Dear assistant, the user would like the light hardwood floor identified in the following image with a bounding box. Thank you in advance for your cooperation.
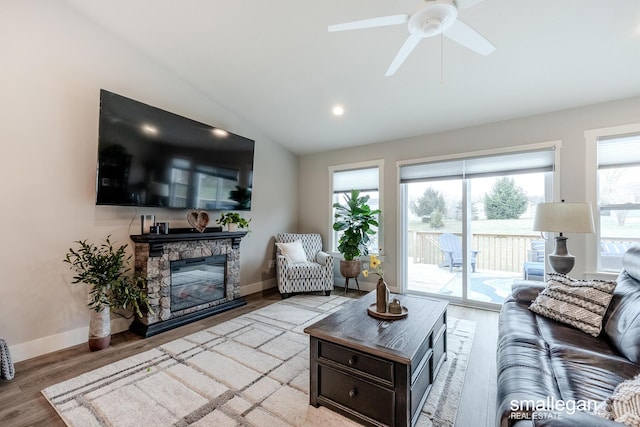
[0,289,499,427]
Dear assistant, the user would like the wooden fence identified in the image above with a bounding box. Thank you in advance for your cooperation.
[408,231,540,273]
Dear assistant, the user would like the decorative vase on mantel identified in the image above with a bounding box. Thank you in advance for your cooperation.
[339,259,361,278]
[376,278,389,313]
[88,306,111,351]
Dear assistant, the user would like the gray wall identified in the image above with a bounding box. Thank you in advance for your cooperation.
[1,1,297,361]
[298,96,640,291]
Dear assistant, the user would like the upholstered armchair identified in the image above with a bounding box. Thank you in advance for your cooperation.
[275,233,334,298]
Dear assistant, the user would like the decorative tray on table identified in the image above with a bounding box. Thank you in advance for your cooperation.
[367,303,408,320]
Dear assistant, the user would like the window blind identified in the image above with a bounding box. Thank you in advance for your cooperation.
[333,167,379,193]
[597,134,640,169]
[399,148,555,184]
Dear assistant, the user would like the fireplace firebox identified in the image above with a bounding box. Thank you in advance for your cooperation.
[170,255,226,312]
[130,228,247,337]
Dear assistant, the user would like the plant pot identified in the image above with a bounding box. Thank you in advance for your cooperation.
[339,259,361,278]
[227,223,237,232]
[88,306,111,351]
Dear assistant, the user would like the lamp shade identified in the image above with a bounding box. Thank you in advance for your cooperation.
[533,202,595,233]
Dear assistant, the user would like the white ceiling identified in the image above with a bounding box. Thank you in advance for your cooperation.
[63,0,640,155]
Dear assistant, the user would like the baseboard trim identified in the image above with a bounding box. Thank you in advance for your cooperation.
[11,278,278,363]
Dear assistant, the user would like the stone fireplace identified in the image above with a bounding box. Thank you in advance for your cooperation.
[130,229,247,337]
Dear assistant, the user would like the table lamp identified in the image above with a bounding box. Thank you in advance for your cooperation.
[532,201,595,275]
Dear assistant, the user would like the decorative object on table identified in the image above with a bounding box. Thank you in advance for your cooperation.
[532,200,595,275]
[363,254,389,313]
[140,214,155,234]
[187,210,210,233]
[0,339,15,381]
[332,189,381,293]
[64,236,151,351]
[216,212,251,232]
[388,298,403,314]
[367,302,408,319]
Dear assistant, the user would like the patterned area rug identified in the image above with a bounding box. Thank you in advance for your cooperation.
[43,294,476,427]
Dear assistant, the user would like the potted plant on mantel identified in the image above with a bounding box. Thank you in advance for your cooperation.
[64,236,151,351]
[216,212,251,232]
[332,189,381,279]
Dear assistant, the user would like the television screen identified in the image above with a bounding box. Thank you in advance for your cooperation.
[96,89,254,210]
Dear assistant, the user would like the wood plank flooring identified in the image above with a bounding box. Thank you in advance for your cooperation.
[0,289,499,427]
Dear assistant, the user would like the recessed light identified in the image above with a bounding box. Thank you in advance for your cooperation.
[141,124,158,135]
[332,105,345,116]
[212,128,229,137]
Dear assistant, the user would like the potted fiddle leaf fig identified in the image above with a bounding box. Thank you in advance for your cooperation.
[332,189,381,278]
[216,212,251,232]
[64,235,151,351]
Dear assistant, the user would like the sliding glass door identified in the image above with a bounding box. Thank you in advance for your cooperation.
[401,146,556,307]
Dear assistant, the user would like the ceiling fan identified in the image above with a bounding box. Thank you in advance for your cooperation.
[328,0,495,76]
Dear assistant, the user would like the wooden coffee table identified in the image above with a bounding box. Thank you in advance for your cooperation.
[304,292,448,427]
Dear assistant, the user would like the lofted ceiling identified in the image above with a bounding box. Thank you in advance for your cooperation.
[63,0,640,155]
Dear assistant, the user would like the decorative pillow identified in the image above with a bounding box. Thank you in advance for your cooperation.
[276,241,307,264]
[594,374,640,426]
[529,273,617,337]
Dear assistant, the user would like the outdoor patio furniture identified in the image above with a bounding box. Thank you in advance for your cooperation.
[523,240,545,281]
[439,233,479,273]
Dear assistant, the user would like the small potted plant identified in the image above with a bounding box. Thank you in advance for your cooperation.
[216,212,251,232]
[333,189,381,278]
[64,236,151,351]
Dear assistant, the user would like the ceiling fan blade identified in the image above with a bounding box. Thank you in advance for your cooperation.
[328,14,408,32]
[454,0,485,9]
[444,19,495,55]
[385,33,423,76]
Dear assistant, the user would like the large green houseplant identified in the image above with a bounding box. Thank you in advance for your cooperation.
[64,236,150,351]
[332,190,381,278]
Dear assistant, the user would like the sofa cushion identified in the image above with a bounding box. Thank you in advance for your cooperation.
[284,262,325,280]
[529,273,616,337]
[593,373,640,426]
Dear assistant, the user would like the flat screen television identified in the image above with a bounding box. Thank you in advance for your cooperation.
[96,89,254,210]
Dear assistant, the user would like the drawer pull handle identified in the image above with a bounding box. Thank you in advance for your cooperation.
[348,356,357,366]
[349,388,358,398]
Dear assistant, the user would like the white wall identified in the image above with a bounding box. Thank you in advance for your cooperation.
[0,1,297,362]
[298,96,640,292]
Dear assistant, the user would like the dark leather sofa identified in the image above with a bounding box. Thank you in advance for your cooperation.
[497,246,640,427]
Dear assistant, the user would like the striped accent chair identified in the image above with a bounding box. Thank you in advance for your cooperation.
[275,233,334,298]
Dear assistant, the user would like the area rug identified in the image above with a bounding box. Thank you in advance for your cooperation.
[42,294,476,427]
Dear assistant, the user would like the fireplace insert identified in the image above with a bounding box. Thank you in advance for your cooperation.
[170,255,226,312]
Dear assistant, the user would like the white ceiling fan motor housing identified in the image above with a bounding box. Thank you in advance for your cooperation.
[408,0,458,38]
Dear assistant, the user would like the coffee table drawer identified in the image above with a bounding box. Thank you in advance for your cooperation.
[318,340,394,383]
[318,364,395,426]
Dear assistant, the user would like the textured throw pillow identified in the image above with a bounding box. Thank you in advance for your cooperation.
[529,273,617,337]
[276,241,307,264]
[594,374,640,426]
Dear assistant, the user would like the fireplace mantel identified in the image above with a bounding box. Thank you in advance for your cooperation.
[131,228,247,257]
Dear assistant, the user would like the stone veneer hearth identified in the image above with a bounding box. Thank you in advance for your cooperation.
[130,229,247,337]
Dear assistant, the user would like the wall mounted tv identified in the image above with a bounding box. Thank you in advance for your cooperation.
[96,89,254,210]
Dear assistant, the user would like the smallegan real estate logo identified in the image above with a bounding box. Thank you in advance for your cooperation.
[509,397,599,420]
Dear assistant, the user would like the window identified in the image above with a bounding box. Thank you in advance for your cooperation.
[593,132,640,271]
[330,161,383,255]
[399,143,557,307]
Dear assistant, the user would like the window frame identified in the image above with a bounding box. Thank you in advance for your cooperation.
[397,141,560,306]
[329,160,384,257]
[585,123,640,276]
